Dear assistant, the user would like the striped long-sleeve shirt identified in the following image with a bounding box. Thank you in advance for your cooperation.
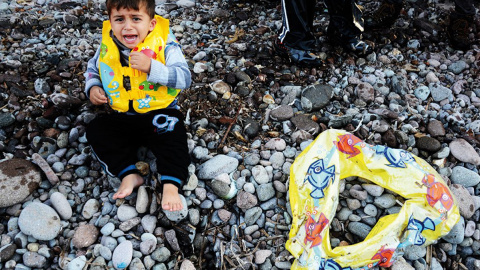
[84,31,191,109]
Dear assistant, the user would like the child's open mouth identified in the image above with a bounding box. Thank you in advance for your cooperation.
[123,35,138,44]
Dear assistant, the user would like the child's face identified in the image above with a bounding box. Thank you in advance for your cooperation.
[110,5,156,49]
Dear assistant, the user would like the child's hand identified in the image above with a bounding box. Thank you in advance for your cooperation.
[130,51,152,74]
[89,86,108,105]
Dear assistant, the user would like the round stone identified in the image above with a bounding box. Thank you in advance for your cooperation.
[72,224,99,249]
[50,192,72,220]
[18,202,61,241]
[82,199,100,219]
[112,240,133,270]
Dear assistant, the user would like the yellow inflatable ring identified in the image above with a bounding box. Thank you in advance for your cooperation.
[286,129,460,270]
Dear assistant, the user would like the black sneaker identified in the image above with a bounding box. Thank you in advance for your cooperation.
[274,39,324,67]
[447,12,473,51]
[365,2,403,30]
[327,26,374,55]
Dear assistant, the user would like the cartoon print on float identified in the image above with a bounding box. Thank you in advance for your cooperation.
[305,159,336,199]
[398,215,436,248]
[304,212,329,247]
[137,96,152,109]
[99,62,120,105]
[133,45,157,59]
[375,145,415,168]
[319,258,352,270]
[100,43,108,58]
[416,174,454,219]
[167,86,179,96]
[371,245,395,267]
[133,34,165,60]
[334,134,363,158]
[139,81,161,91]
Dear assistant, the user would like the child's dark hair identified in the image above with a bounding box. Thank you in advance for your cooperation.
[106,0,156,19]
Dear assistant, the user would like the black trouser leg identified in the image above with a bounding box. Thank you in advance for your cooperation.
[146,109,190,189]
[278,0,317,50]
[325,0,364,37]
[86,113,142,178]
[454,0,476,16]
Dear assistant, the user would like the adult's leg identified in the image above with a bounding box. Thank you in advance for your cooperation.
[275,0,323,67]
[454,0,476,16]
[278,0,317,50]
[324,0,373,54]
[448,0,476,50]
[364,0,404,30]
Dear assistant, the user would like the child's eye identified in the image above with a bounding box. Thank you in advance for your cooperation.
[115,18,123,22]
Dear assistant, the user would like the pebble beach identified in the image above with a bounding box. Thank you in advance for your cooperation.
[0,0,480,269]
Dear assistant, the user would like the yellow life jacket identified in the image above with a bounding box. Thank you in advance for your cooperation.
[99,15,180,113]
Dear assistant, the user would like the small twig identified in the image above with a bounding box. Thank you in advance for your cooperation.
[128,233,140,240]
[199,212,214,270]
[223,255,237,269]
[231,243,247,270]
[458,262,468,270]
[426,245,432,270]
[198,235,207,270]
[396,199,404,206]
[352,116,364,132]
[220,240,225,269]
[218,106,242,149]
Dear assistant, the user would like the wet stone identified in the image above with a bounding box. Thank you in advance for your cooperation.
[291,114,319,134]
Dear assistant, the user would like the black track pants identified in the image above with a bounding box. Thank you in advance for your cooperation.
[86,109,190,188]
[278,0,363,49]
[278,0,317,50]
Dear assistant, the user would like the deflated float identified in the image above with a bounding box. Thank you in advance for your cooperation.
[287,129,460,270]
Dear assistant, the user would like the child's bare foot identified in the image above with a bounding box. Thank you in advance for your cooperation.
[113,174,144,200]
[162,184,183,211]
